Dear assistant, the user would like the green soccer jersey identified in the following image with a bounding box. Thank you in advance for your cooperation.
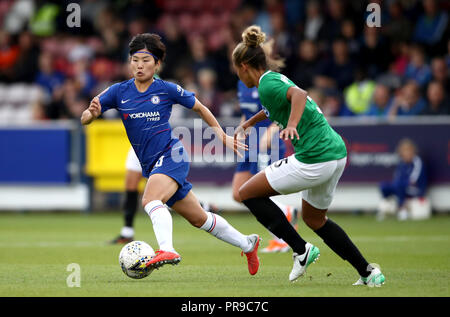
[257,70,347,164]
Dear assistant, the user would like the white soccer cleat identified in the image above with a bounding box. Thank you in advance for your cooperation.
[289,242,320,282]
[353,267,386,287]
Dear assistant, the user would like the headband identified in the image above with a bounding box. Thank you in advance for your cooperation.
[133,51,158,61]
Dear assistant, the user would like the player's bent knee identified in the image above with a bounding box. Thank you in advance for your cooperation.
[233,191,242,203]
[302,213,327,231]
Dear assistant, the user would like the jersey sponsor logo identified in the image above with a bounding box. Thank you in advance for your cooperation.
[124,111,161,121]
[121,99,131,104]
[151,96,160,104]
[176,84,185,96]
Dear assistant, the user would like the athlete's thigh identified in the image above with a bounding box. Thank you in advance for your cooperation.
[142,173,179,204]
[303,157,346,210]
[171,190,207,226]
[232,171,253,201]
[238,170,280,201]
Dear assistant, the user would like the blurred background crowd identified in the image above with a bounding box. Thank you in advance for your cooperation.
[0,0,449,124]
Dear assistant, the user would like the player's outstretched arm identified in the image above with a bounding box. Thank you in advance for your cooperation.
[234,110,267,141]
[81,96,102,125]
[192,98,248,157]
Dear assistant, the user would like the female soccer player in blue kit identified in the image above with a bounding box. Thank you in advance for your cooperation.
[81,33,260,275]
[233,79,299,253]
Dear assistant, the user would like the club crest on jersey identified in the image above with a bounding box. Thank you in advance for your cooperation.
[151,96,160,104]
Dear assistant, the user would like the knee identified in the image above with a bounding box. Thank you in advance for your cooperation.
[141,196,159,209]
[189,214,207,228]
[233,190,242,203]
[302,213,327,231]
[238,185,250,202]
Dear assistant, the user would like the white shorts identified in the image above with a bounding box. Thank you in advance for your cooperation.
[125,147,142,172]
[265,154,347,210]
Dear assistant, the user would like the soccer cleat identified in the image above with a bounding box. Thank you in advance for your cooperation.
[241,234,261,275]
[289,242,320,282]
[109,235,134,244]
[353,267,386,287]
[261,239,290,253]
[143,250,181,270]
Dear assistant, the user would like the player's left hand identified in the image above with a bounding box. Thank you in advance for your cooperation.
[279,126,299,141]
[224,133,248,158]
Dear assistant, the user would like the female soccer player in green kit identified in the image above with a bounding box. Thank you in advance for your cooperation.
[232,25,385,286]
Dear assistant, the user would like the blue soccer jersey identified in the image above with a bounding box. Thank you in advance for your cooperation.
[237,80,272,129]
[98,78,196,206]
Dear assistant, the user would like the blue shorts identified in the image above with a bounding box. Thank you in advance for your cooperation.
[236,140,286,175]
[143,142,192,207]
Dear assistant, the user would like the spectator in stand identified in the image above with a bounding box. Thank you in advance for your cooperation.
[343,68,376,116]
[321,88,346,118]
[34,51,65,103]
[364,83,393,117]
[12,31,40,83]
[383,0,413,43]
[303,0,325,42]
[315,38,356,91]
[388,80,427,117]
[340,19,360,58]
[377,138,427,221]
[359,26,392,78]
[320,0,350,45]
[390,41,411,77]
[0,29,19,81]
[413,0,448,54]
[159,16,190,80]
[404,44,432,87]
[196,68,222,117]
[289,40,320,89]
[187,34,215,77]
[422,80,450,115]
[430,56,450,92]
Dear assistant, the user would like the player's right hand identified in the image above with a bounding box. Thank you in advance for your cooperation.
[88,96,101,118]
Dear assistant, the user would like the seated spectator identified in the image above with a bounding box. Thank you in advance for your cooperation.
[377,138,427,221]
[388,80,427,117]
[390,41,410,77]
[364,83,394,117]
[343,68,376,115]
[340,19,360,58]
[383,0,413,43]
[34,51,65,102]
[303,0,325,42]
[404,44,432,87]
[359,26,392,78]
[430,57,450,92]
[289,40,320,89]
[0,29,19,81]
[413,0,448,49]
[422,81,450,115]
[320,88,346,118]
[195,68,222,116]
[315,38,356,91]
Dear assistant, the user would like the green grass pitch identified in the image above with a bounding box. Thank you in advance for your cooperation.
[0,211,448,297]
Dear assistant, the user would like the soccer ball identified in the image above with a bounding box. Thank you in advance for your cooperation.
[119,241,156,279]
